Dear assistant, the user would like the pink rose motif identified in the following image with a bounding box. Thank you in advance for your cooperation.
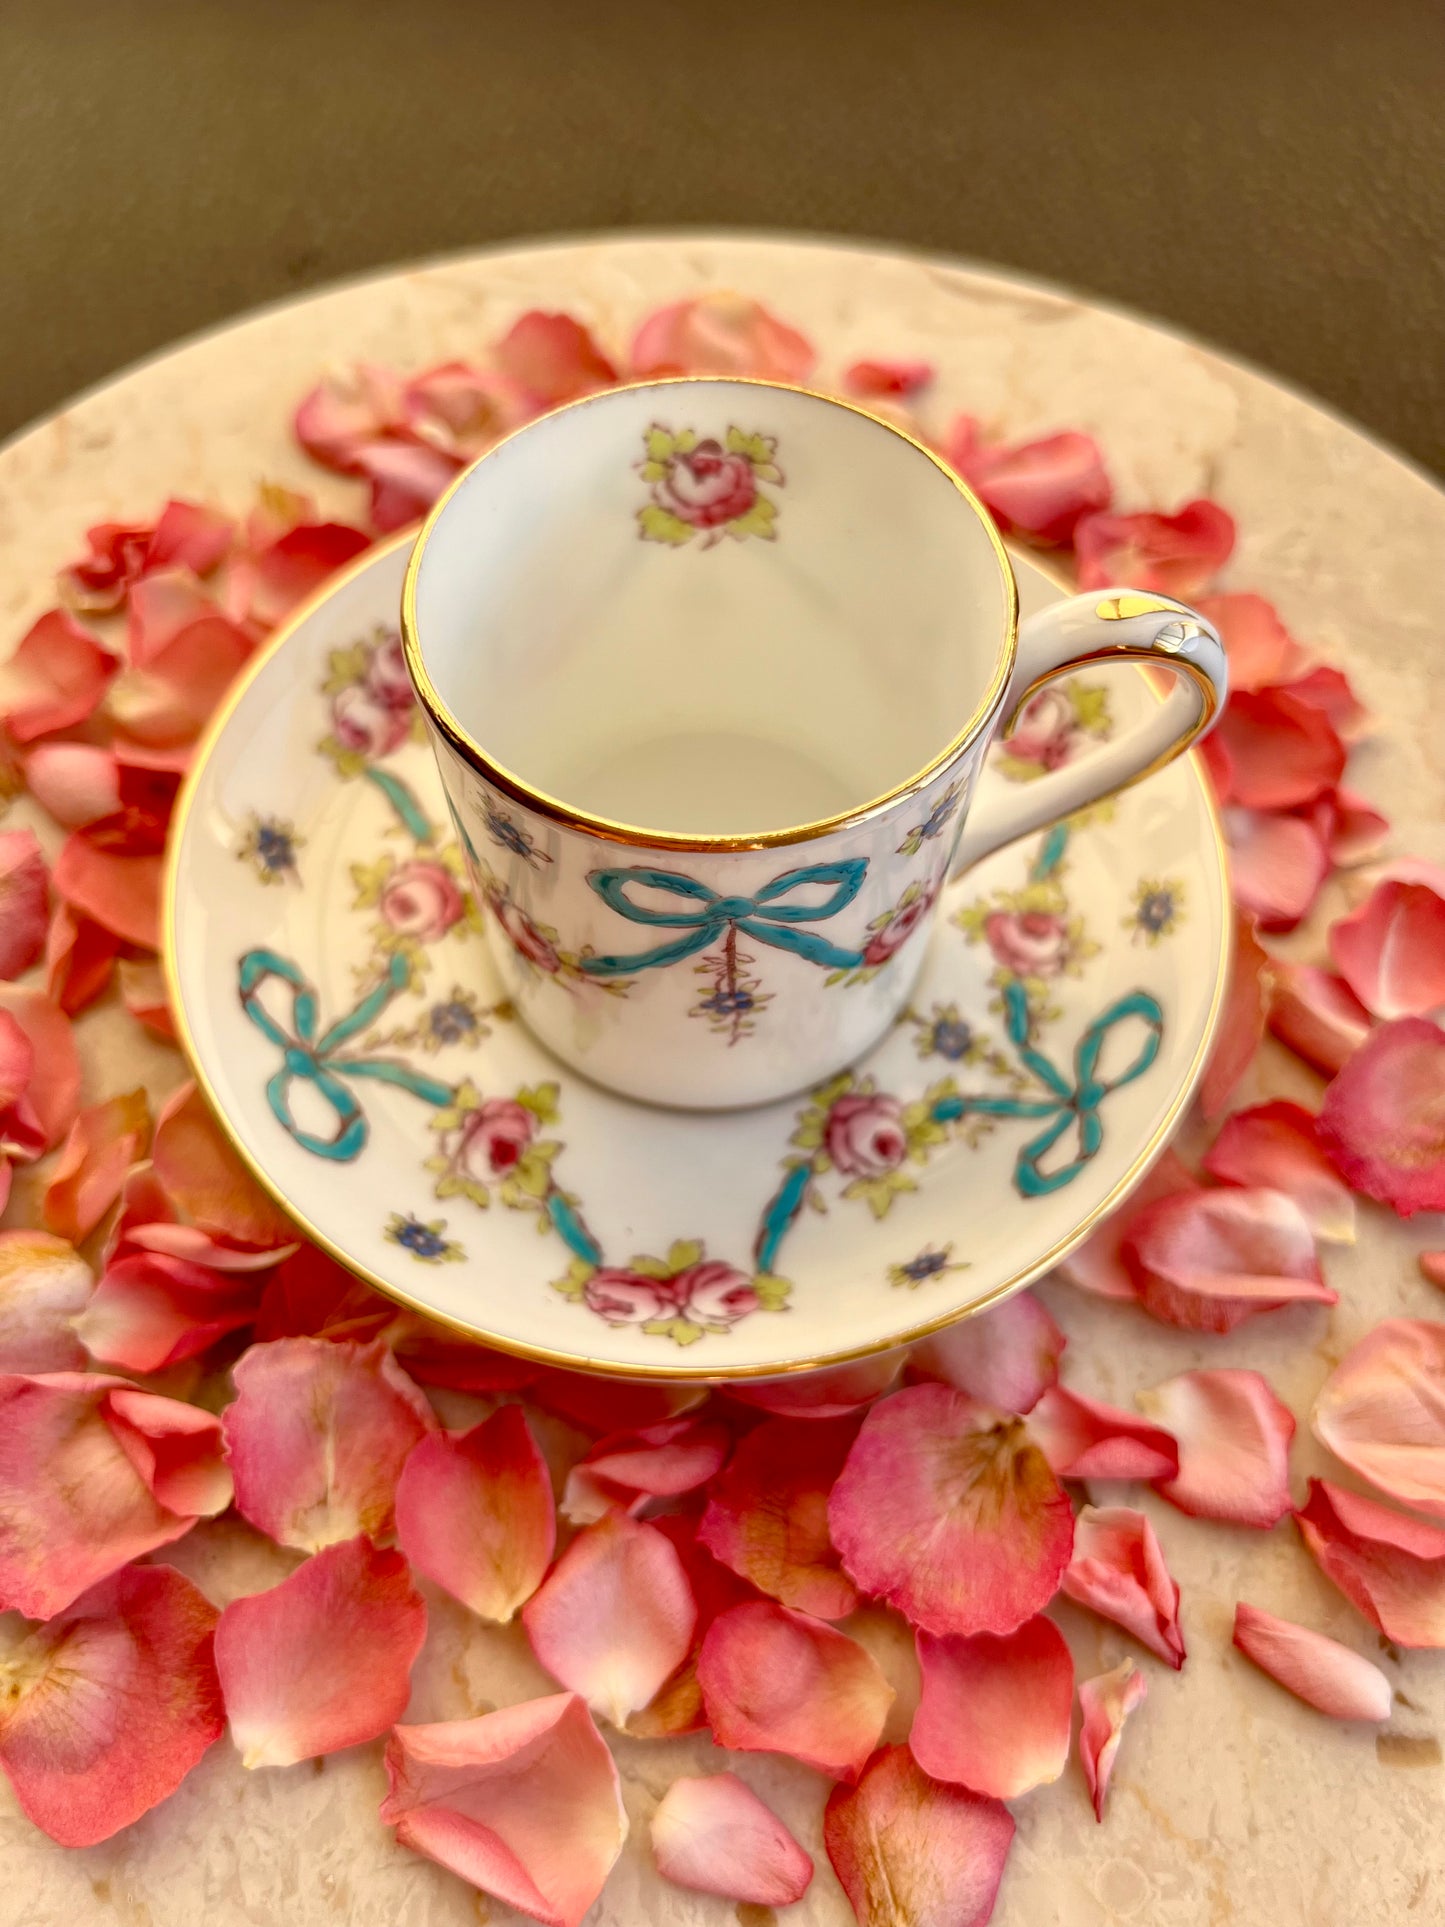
[379,859,465,940]
[492,895,562,974]
[985,909,1070,978]
[861,881,939,967]
[1003,687,1076,770]
[824,1092,908,1178]
[656,440,758,530]
[447,1097,538,1183]
[332,681,411,757]
[365,630,414,711]
[675,1260,760,1327]
[584,1268,680,1326]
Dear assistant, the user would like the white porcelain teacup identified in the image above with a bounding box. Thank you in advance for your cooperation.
[402,376,1226,1109]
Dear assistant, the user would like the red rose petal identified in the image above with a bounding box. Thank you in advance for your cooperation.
[824,1745,1015,1927]
[829,1382,1074,1636]
[1232,1601,1392,1721]
[947,417,1112,546]
[697,1600,893,1780]
[0,609,117,742]
[233,521,371,629]
[152,1080,296,1250]
[1203,1099,1356,1243]
[42,1088,151,1244]
[0,830,48,980]
[0,987,80,1147]
[395,1405,555,1622]
[843,358,934,398]
[1282,662,1369,741]
[59,500,232,615]
[382,1695,627,1927]
[76,1251,261,1372]
[1122,1186,1334,1333]
[1312,1319,1445,1517]
[1200,917,1270,1119]
[0,1230,91,1372]
[529,1366,705,1433]
[492,310,619,404]
[1073,498,1235,597]
[909,1287,1065,1414]
[562,1414,731,1525]
[1268,961,1373,1076]
[1140,1368,1295,1527]
[631,294,815,382]
[1054,1149,1199,1299]
[215,1534,426,1767]
[1330,879,1445,1021]
[1295,1478,1445,1647]
[698,1414,859,1620]
[251,1240,395,1341]
[1194,592,1305,692]
[1224,806,1331,931]
[45,904,121,1014]
[1078,1658,1148,1821]
[911,1615,1073,1798]
[725,1352,902,1419]
[1061,1504,1186,1668]
[1027,1383,1180,1481]
[1318,1018,1445,1215]
[1210,688,1346,811]
[650,1771,813,1905]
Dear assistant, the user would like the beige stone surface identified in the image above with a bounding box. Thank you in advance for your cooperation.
[1,235,1443,1925]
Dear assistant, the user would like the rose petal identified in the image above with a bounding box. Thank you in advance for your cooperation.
[381,1695,627,1927]
[51,834,162,949]
[651,1771,813,1904]
[123,570,222,666]
[1318,1018,1445,1215]
[562,1415,731,1525]
[1421,1251,1445,1291]
[1062,1505,1186,1667]
[107,611,251,747]
[354,438,460,532]
[0,1231,90,1371]
[947,417,1111,546]
[909,1289,1065,1415]
[911,1615,1073,1798]
[215,1535,426,1767]
[492,311,619,404]
[725,1352,902,1419]
[116,954,177,1040]
[76,1251,261,1372]
[253,1241,398,1342]
[45,903,120,1014]
[0,987,79,1147]
[233,521,371,628]
[522,1514,695,1727]
[824,1745,1015,1927]
[1268,961,1373,1077]
[1295,1478,1445,1647]
[395,1405,554,1622]
[0,1010,35,1137]
[698,1414,859,1620]
[1312,1319,1445,1517]
[1054,1149,1199,1299]
[223,1337,436,1551]
[59,500,232,614]
[697,1600,893,1780]
[626,1517,756,1741]
[23,742,121,828]
[0,830,48,980]
[42,1088,150,1243]
[0,610,116,742]
[1224,806,1332,930]
[630,294,815,381]
[403,362,525,462]
[1078,1658,1148,1821]
[1327,788,1390,867]
[528,1366,705,1434]
[1232,1601,1391,1720]
[1073,498,1235,596]
[1204,1099,1356,1243]
[1122,1186,1334,1333]
[0,1564,222,1846]
[1201,917,1270,1119]
[293,362,406,468]
[842,358,934,398]
[1210,688,1346,810]
[1139,1368,1295,1527]
[389,1322,539,1395]
[1329,879,1445,1021]
[829,1382,1074,1636]
[152,1080,296,1250]
[1282,663,1369,741]
[1027,1384,1180,1481]
[1194,593,1305,692]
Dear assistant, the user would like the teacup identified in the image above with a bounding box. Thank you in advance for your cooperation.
[402,376,1226,1109]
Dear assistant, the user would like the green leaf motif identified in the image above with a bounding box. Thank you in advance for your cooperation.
[638,504,694,548]
[727,496,777,543]
[752,1272,792,1312]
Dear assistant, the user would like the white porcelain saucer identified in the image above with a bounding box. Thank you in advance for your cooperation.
[166,536,1227,1379]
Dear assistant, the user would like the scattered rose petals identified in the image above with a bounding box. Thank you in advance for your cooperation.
[395,1405,555,1621]
[382,1696,627,1927]
[1329,878,1445,1021]
[0,986,80,1147]
[1201,917,1270,1118]
[829,1383,1074,1636]
[725,1352,901,1418]
[75,1250,261,1372]
[1210,688,1346,810]
[698,1414,859,1620]
[402,361,524,462]
[1312,1319,1445,1516]
[492,310,619,403]
[1326,789,1390,867]
[626,1518,755,1741]
[152,1080,296,1250]
[24,742,122,828]
[1122,1186,1334,1333]
[1073,498,1235,596]
[253,1241,397,1343]
[523,1514,695,1727]
[1054,1149,1199,1299]
[911,1616,1073,1798]
[1283,662,1369,741]
[58,500,233,614]
[1027,1383,1179,1481]
[631,293,815,381]
[1203,1099,1356,1243]
[1232,1601,1391,1720]
[0,1231,90,1371]
[562,1415,731,1525]
[947,417,1111,546]
[1268,961,1373,1076]
[1140,1368,1295,1527]
[0,1563,222,1846]
[106,607,251,749]
[1295,1478,1445,1647]
[1224,806,1331,930]
[1421,1251,1445,1290]
[1318,1018,1445,1215]
[910,1288,1065,1414]
[697,1600,893,1780]
[42,1088,150,1243]
[231,520,370,631]
[1194,592,1305,692]
[51,834,163,949]
[1078,1658,1148,1821]
[0,830,48,980]
[215,1535,426,1767]
[223,1337,436,1551]
[116,954,177,1039]
[529,1366,705,1434]
[45,904,120,1014]
[824,1745,1015,1927]
[1062,1505,1186,1667]
[650,1772,813,1905]
[0,609,117,742]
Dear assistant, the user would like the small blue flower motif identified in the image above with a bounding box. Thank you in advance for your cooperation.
[427,997,481,1046]
[887,1243,965,1290]
[484,795,551,869]
[384,1211,465,1264]
[897,780,964,856]
[699,986,759,1020]
[910,1002,982,1064]
[238,813,302,885]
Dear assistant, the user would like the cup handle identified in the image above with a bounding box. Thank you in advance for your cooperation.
[950,587,1228,877]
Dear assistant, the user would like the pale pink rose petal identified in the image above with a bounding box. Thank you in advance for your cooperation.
[829,1382,1074,1636]
[824,1745,1015,1927]
[1327,789,1390,867]
[1232,1602,1391,1720]
[1027,1384,1179,1482]
[911,1616,1073,1799]
[631,294,816,381]
[215,1535,426,1767]
[1421,1251,1445,1291]
[1078,1658,1148,1821]
[1122,1186,1334,1333]
[1268,961,1373,1076]
[1054,1150,1199,1299]
[909,1288,1065,1414]
[106,610,251,747]
[76,1251,261,1372]
[1194,592,1305,692]
[381,1695,627,1927]
[1062,1505,1185,1667]
[403,362,526,461]
[725,1352,902,1418]
[0,987,80,1147]
[0,1563,222,1847]
[23,742,121,827]
[697,1600,893,1780]
[104,1385,233,1515]
[1295,1478,1445,1647]
[0,830,49,979]
[561,1415,731,1525]
[223,1337,436,1551]
[152,1080,297,1250]
[116,955,177,1040]
[294,362,406,467]
[0,1230,91,1371]
[0,609,117,742]
[1201,917,1270,1119]
[232,520,372,629]
[58,500,233,615]
[42,1088,151,1243]
[1318,1018,1445,1216]
[1329,879,1445,1021]
[651,1771,813,1905]
[1282,662,1369,741]
[1210,687,1346,811]
[45,903,121,1014]
[627,1516,757,1741]
[1224,806,1331,931]
[529,1366,706,1433]
[523,1514,696,1727]
[492,311,620,404]
[125,1220,287,1272]
[1312,1319,1445,1517]
[698,1414,859,1620]
[1203,1099,1356,1243]
[1140,1368,1295,1527]
[356,438,461,532]
[395,1405,554,1622]
[947,417,1112,546]
[124,569,223,666]
[1073,498,1235,596]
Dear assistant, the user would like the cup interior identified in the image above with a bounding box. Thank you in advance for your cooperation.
[408,379,1013,837]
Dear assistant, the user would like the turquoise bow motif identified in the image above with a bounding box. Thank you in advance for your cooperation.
[580,859,870,979]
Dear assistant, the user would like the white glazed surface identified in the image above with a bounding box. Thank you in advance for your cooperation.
[2,234,1444,1927]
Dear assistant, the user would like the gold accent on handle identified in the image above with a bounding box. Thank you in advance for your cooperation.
[1096,593,1180,621]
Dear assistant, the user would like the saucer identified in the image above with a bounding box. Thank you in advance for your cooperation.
[165,536,1227,1379]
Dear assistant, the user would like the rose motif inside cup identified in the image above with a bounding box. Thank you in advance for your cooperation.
[824,1092,908,1177]
[443,1096,538,1182]
[379,859,465,941]
[332,682,411,757]
[654,438,759,529]
[985,908,1070,978]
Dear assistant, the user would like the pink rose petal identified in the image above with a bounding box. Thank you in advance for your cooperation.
[1210,688,1346,811]
[1078,1658,1148,1821]
[0,1563,222,1846]
[1062,1504,1186,1667]
[395,1405,555,1622]
[627,1518,756,1741]
[215,1534,426,1767]
[1268,961,1373,1076]
[253,1241,397,1342]
[382,1695,627,1927]
[1054,1149,1199,1299]
[529,1366,705,1434]
[1318,1017,1445,1215]
[1232,1601,1391,1720]
[0,609,117,742]
[1122,1186,1334,1333]
[76,1251,261,1372]
[0,830,48,980]
[697,1599,893,1780]
[58,499,233,614]
[107,608,251,748]
[152,1080,296,1250]
[1203,1099,1356,1243]
[523,1514,696,1727]
[1330,878,1445,1021]
[293,361,404,464]
[1073,498,1235,596]
[650,1771,813,1905]
[223,1337,436,1551]
[1140,1368,1295,1527]
[843,358,934,398]
[947,417,1112,546]
[1327,788,1390,867]
[562,1415,731,1525]
[725,1351,902,1418]
[1224,806,1331,931]
[51,834,162,950]
[911,1615,1073,1798]
[909,1288,1065,1414]
[1201,917,1270,1119]
[1295,1478,1445,1647]
[829,1382,1074,1636]
[1283,662,1369,741]
[492,310,619,403]
[1194,592,1305,692]
[45,903,121,1014]
[1312,1319,1445,1517]
[824,1745,1015,1927]
[232,520,371,629]
[1027,1384,1180,1481]
[0,1230,91,1372]
[24,742,122,827]
[42,1088,151,1243]
[116,954,177,1040]
[698,1414,859,1620]
[0,987,80,1147]
[631,294,815,381]
[1420,1250,1445,1291]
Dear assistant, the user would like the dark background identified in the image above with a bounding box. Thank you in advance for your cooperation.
[4,0,1443,474]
